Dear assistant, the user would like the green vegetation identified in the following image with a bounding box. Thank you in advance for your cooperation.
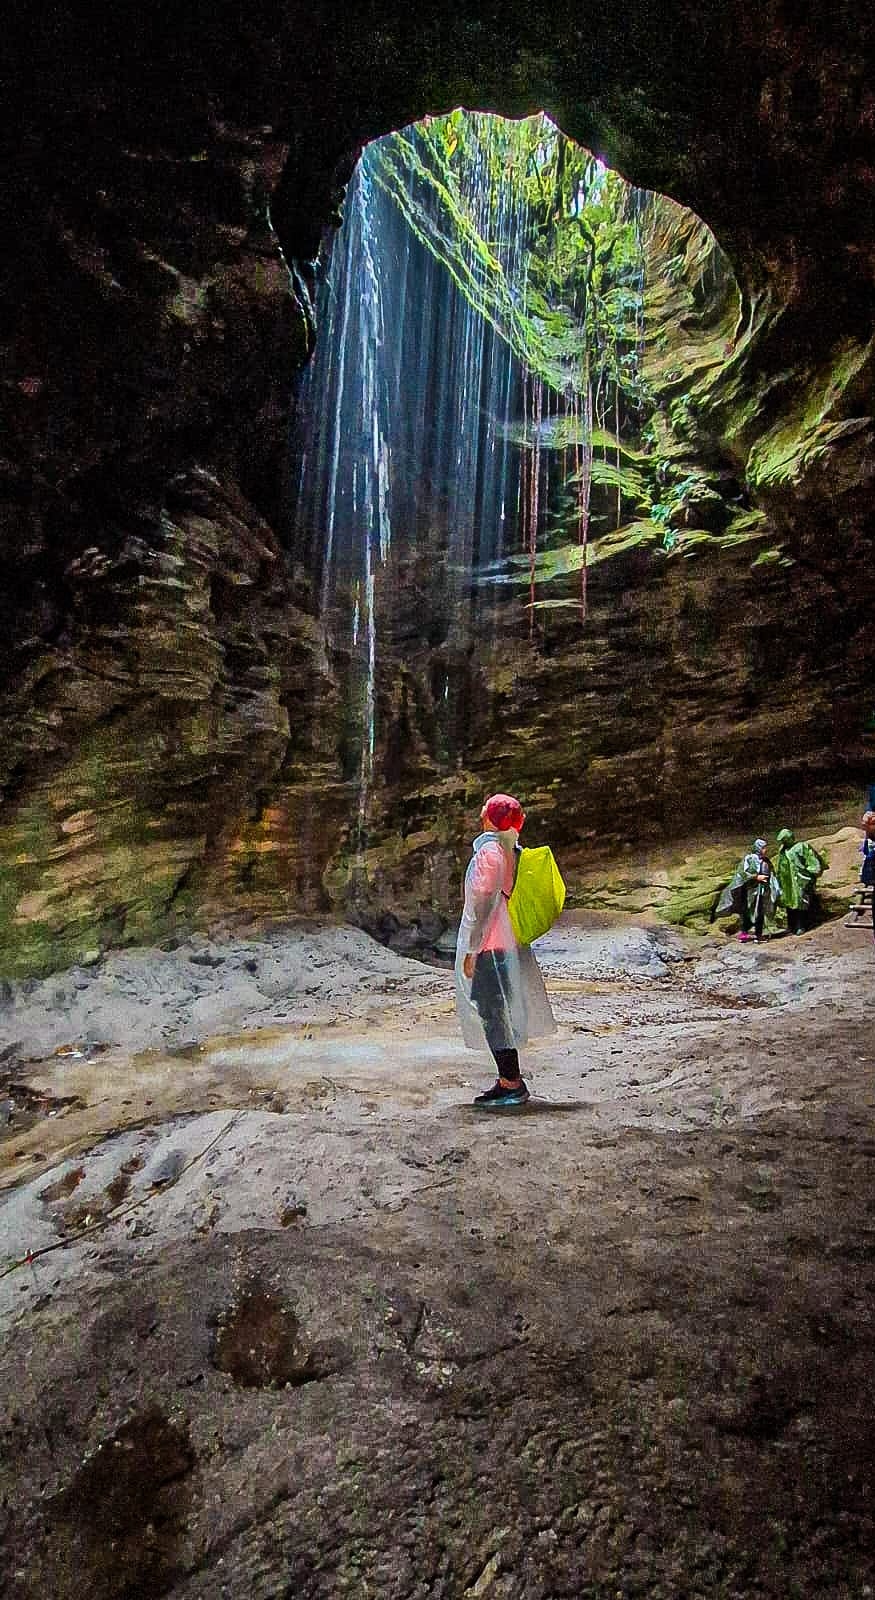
[746,340,873,491]
[373,112,771,606]
[375,112,650,408]
[375,113,658,599]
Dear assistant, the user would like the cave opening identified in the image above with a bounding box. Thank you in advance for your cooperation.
[288,110,744,880]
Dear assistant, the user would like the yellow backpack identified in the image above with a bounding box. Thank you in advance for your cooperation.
[507,846,566,946]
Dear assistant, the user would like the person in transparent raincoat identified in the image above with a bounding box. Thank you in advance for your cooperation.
[455,793,555,1108]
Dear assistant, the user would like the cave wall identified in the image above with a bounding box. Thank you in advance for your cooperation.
[1,3,874,970]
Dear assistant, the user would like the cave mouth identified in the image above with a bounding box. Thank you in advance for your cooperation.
[288,109,743,870]
[291,108,733,606]
[1,24,872,991]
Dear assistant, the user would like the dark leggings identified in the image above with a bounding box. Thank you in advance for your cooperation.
[493,1046,521,1082]
[471,952,522,1081]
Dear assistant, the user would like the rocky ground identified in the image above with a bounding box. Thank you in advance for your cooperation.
[2,912,875,1598]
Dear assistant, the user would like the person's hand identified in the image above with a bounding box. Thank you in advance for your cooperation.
[756,874,768,882]
[463,952,475,980]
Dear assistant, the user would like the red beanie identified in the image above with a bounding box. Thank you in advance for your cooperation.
[482,793,525,831]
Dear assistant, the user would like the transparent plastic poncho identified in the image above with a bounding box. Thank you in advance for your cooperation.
[454,831,556,1054]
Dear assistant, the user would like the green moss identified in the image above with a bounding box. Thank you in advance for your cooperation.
[0,798,56,869]
[662,876,729,929]
[0,749,203,974]
[121,865,194,944]
[718,509,770,546]
[0,870,20,942]
[0,918,106,980]
[0,856,199,976]
[746,338,873,491]
[501,518,661,587]
[0,800,59,975]
[751,546,794,568]
[578,843,746,932]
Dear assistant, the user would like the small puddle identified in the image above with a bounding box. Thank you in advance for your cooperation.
[211,1285,332,1388]
[161,1018,342,1062]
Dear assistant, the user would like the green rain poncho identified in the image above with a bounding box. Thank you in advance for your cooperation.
[715,841,782,933]
[774,829,823,913]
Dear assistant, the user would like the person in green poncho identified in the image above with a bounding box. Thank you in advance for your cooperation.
[774,829,824,934]
[715,838,782,942]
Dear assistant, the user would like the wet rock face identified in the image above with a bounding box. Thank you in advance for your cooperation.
[0,70,353,971]
[1,5,874,968]
[0,463,349,974]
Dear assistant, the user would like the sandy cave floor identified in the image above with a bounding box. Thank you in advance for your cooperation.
[1,913,875,1598]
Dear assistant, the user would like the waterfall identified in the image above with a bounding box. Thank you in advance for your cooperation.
[290,113,649,864]
[292,152,392,855]
[290,120,534,851]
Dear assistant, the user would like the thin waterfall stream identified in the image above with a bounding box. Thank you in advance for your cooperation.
[290,113,652,880]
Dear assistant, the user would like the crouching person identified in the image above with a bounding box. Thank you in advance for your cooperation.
[455,792,556,1109]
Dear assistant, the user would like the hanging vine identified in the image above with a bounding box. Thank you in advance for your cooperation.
[372,111,655,616]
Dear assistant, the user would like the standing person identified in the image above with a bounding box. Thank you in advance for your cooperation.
[860,812,875,943]
[455,793,555,1108]
[774,829,824,934]
[716,837,781,942]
